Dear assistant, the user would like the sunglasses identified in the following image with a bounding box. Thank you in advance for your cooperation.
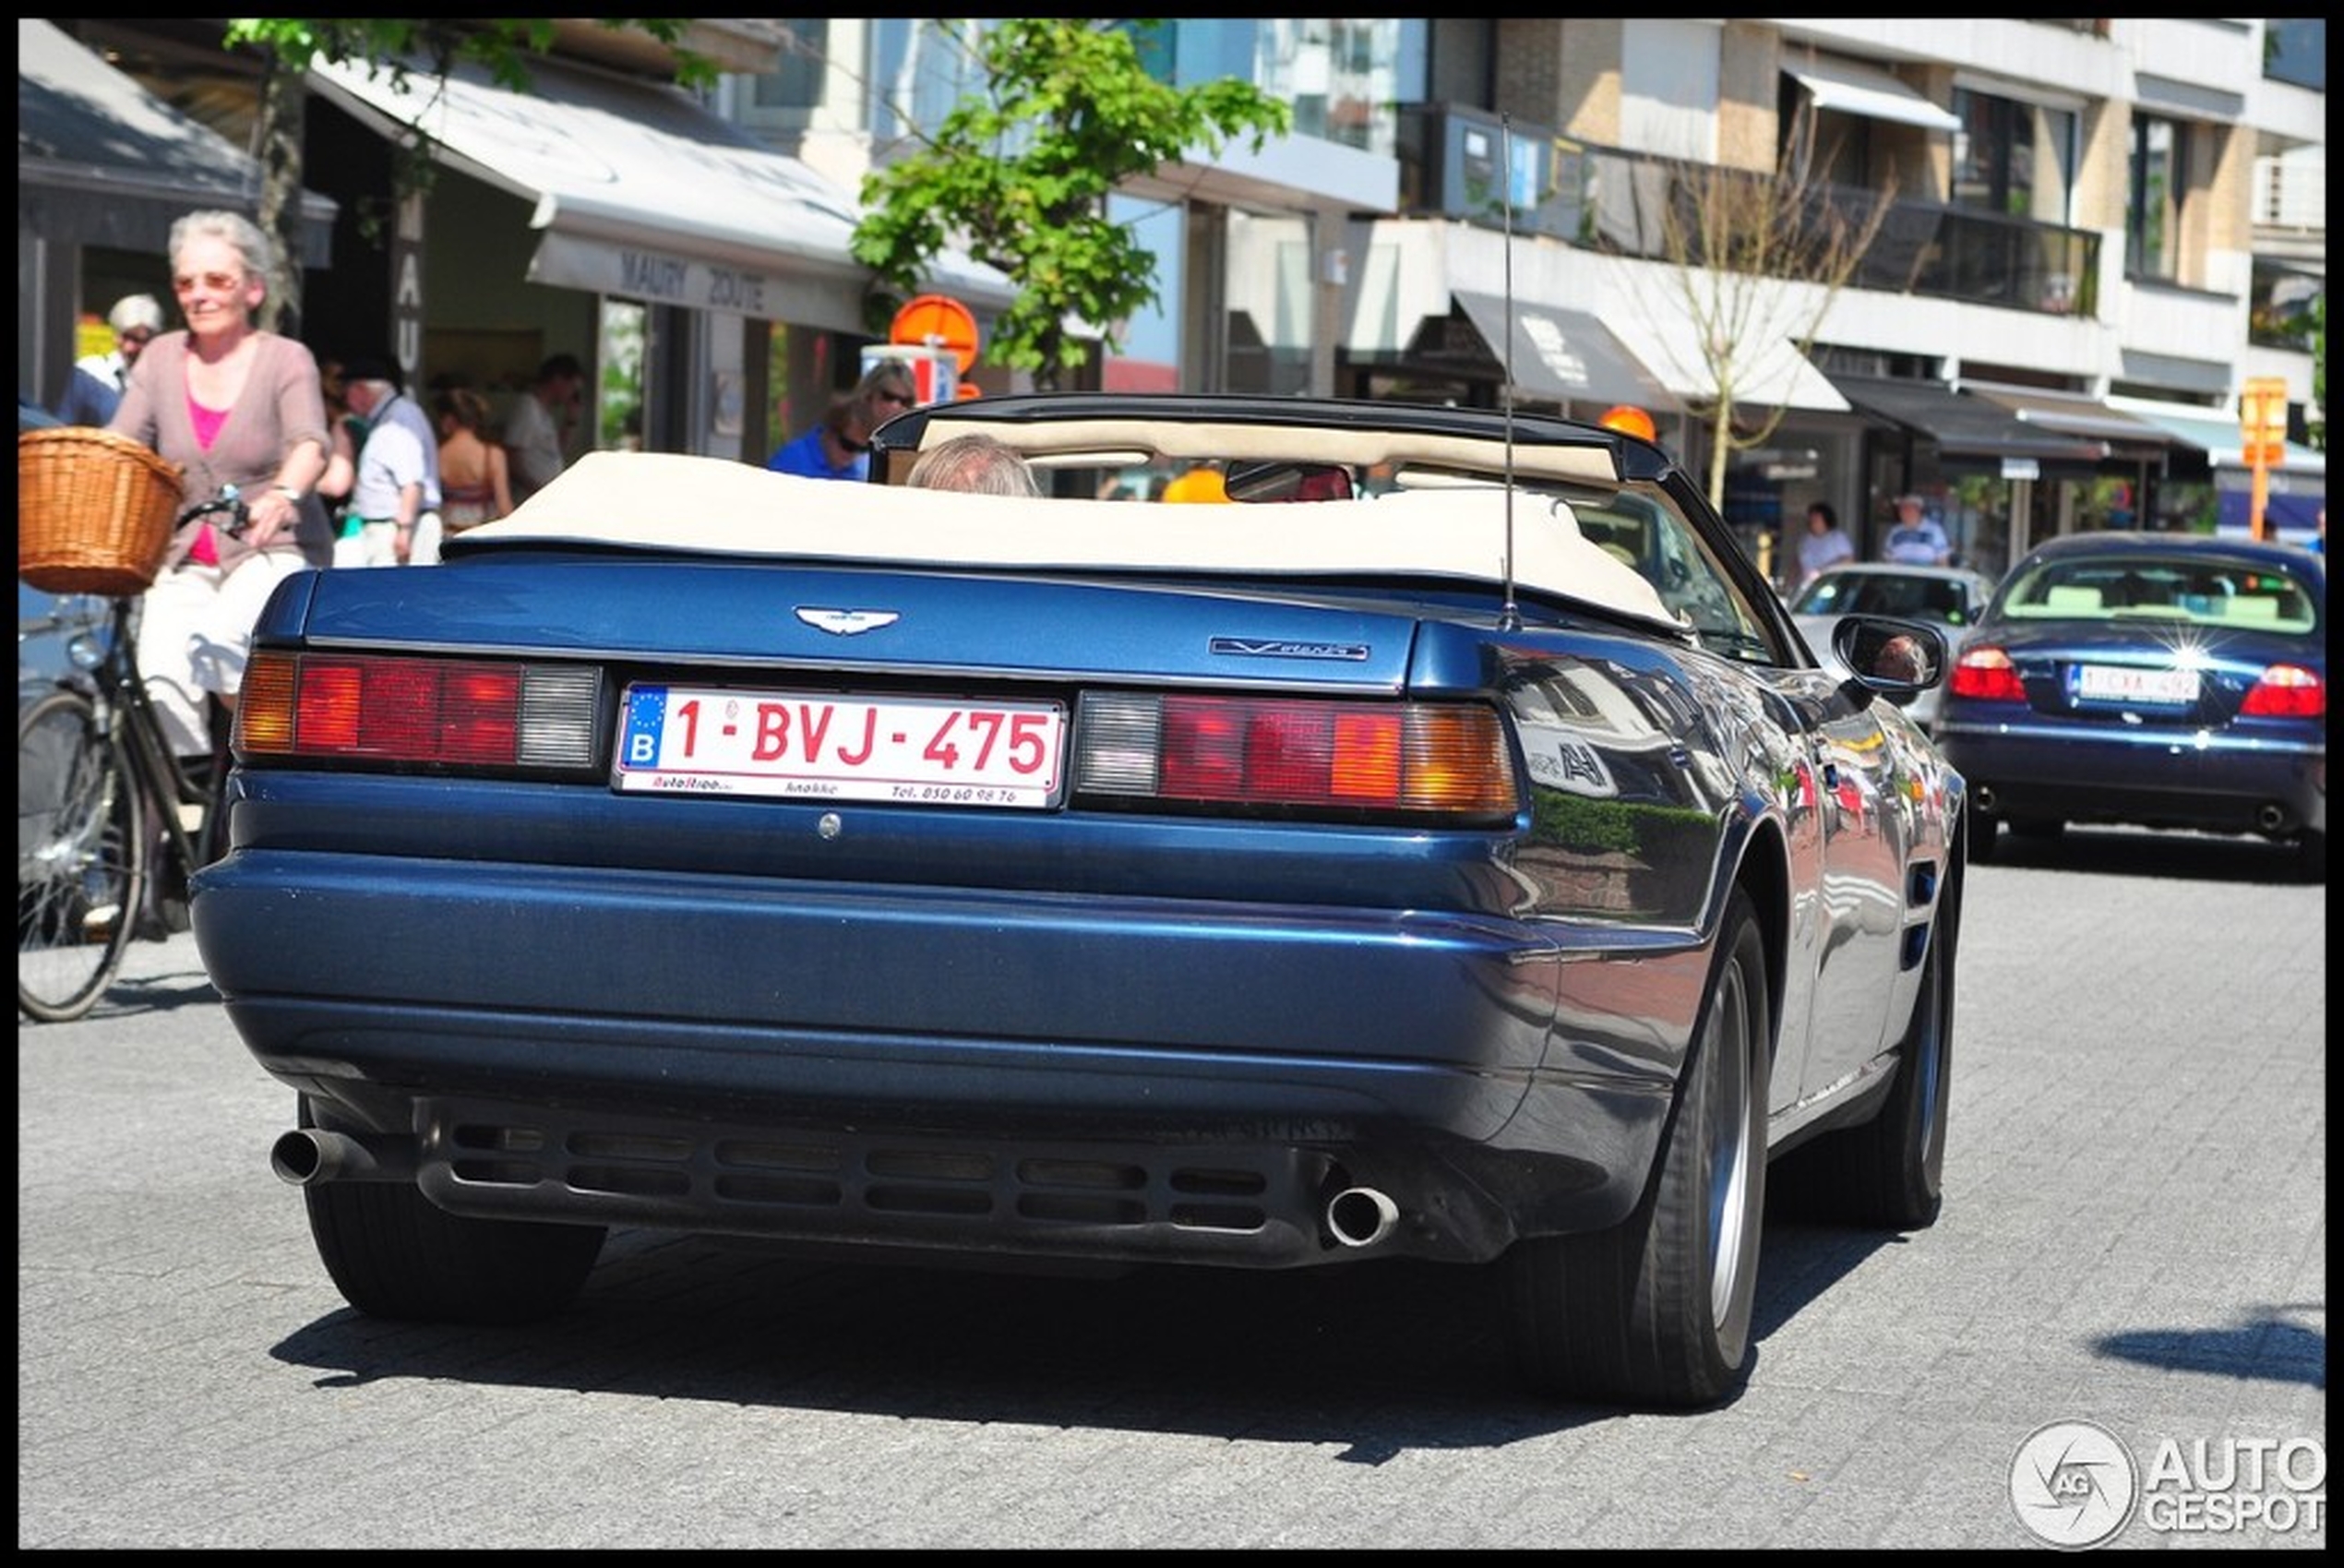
[872,391,914,408]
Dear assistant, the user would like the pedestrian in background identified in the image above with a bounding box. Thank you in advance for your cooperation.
[433,384,515,533]
[313,356,359,528]
[106,210,330,761]
[504,353,586,504]
[338,358,444,567]
[1161,462,1230,503]
[1882,493,1953,566]
[767,361,917,482]
[1796,500,1856,590]
[53,293,164,425]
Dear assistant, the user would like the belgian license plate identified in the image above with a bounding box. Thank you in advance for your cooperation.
[2075,664,2200,704]
[616,686,1066,808]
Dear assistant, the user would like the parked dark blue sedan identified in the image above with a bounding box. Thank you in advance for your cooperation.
[191,393,1969,1408]
[1936,530,2325,878]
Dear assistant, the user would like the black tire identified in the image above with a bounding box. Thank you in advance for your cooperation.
[1507,889,1771,1407]
[2296,828,2326,885]
[1967,806,2000,863]
[1793,895,1956,1230]
[18,688,146,1023]
[296,1097,606,1324]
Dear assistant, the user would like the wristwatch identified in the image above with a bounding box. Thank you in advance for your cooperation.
[273,485,305,504]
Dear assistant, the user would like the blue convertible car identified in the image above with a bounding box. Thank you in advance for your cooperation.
[193,394,1968,1407]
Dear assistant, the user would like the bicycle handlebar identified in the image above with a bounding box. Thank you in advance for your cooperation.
[178,486,254,538]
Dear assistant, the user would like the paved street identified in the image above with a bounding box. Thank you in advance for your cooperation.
[18,829,2326,1549]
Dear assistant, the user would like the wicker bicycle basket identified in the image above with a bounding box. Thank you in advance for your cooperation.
[18,426,187,596]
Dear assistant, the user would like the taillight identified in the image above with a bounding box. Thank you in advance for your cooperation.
[1948,645,2026,703]
[2240,663,2326,719]
[1074,693,1517,817]
[236,651,602,768]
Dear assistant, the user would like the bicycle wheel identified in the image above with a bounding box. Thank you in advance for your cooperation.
[18,687,147,1023]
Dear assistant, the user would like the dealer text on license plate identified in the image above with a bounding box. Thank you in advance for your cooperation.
[616,686,1065,807]
[2074,664,2200,704]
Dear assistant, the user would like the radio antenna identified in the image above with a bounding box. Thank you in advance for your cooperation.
[1498,113,1521,631]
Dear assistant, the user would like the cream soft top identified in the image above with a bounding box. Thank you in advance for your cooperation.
[452,450,1676,626]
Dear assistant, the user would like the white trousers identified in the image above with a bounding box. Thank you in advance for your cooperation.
[135,553,308,759]
[333,512,445,569]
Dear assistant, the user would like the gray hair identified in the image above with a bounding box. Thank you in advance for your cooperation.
[168,209,275,289]
[905,433,1042,497]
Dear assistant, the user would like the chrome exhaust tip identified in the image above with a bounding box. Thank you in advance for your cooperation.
[1325,1186,1401,1249]
[269,1128,416,1186]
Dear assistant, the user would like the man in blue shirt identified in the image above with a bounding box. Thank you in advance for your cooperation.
[1882,494,1952,566]
[767,361,917,481]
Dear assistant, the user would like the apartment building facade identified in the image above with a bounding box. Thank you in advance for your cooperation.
[23,19,2324,570]
[729,18,2324,569]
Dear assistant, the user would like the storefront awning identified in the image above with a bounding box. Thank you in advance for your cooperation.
[1447,293,1682,413]
[1965,384,2174,462]
[1827,374,2107,475]
[1782,56,1963,134]
[1623,306,1849,413]
[2115,407,2326,480]
[18,19,336,264]
[305,53,1013,333]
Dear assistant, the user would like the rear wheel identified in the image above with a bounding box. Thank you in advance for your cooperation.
[296,1097,606,1324]
[1967,806,2001,863]
[1507,889,1771,1407]
[2296,828,2326,885]
[18,688,145,1023]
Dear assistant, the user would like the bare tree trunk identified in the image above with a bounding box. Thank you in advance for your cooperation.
[255,49,307,340]
[1706,402,1734,514]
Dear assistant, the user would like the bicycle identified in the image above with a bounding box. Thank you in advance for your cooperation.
[18,489,250,1022]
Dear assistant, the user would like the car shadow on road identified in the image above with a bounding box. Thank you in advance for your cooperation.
[1985,826,2317,885]
[2093,1306,2327,1389]
[264,1203,1881,1453]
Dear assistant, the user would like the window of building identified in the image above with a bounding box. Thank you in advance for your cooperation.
[2127,114,2184,281]
[1950,89,2075,224]
[2262,19,2326,90]
[2249,263,2324,352]
[751,22,826,114]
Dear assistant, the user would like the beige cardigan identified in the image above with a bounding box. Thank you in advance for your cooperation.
[109,329,334,572]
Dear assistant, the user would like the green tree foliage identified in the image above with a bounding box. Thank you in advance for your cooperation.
[221,20,712,334]
[850,20,1289,388]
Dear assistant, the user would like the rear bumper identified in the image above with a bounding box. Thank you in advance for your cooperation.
[1938,723,2325,834]
[195,849,1682,1265]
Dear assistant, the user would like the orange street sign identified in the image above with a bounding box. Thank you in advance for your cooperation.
[2239,377,2289,446]
[891,294,980,375]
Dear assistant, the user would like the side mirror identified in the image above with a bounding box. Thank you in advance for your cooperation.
[1833,616,1947,700]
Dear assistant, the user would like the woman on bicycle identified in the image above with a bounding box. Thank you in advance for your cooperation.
[107,209,331,762]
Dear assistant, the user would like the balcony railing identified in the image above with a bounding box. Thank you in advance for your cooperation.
[1397,104,2101,321]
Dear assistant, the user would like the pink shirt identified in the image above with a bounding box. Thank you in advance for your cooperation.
[186,395,233,564]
